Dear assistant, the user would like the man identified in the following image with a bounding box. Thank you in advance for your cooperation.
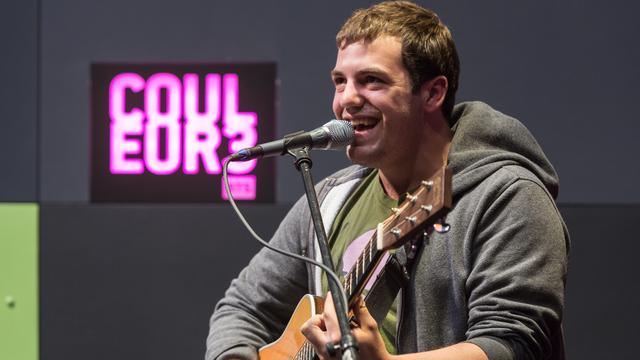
[207,2,569,359]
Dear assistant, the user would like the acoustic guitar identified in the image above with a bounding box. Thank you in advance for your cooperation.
[259,166,452,359]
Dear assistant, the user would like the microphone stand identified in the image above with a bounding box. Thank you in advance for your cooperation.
[288,147,358,360]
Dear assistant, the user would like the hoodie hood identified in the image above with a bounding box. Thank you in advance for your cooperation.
[448,101,559,199]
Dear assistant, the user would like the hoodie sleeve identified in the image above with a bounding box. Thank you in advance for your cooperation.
[205,195,311,360]
[464,175,569,360]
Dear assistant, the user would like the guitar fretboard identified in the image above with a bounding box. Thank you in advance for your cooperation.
[342,225,387,303]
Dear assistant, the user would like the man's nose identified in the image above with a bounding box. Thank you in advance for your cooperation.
[340,81,364,110]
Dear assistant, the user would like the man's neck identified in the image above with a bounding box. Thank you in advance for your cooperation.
[378,117,452,201]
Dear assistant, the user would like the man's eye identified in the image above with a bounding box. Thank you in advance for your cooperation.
[365,76,382,83]
[333,77,346,86]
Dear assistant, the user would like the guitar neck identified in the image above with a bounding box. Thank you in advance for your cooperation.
[342,167,452,305]
[341,230,386,306]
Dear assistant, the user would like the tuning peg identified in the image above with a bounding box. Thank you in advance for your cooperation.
[391,207,401,215]
[406,194,418,203]
[421,180,433,190]
[405,215,417,225]
[390,227,402,238]
[421,204,433,213]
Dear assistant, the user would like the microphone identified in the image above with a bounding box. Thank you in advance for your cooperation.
[229,119,354,161]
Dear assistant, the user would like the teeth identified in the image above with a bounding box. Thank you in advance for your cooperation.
[350,118,377,127]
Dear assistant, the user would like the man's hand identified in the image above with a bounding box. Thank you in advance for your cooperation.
[300,293,391,360]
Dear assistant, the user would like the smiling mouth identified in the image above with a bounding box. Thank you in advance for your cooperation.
[350,118,378,132]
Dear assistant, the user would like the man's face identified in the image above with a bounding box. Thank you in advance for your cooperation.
[331,36,424,170]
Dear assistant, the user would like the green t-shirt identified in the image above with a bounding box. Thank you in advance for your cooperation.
[322,169,401,354]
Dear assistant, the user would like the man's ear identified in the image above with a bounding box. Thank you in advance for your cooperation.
[421,75,448,113]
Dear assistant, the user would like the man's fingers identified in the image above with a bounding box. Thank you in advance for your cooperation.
[301,313,325,343]
[323,292,342,342]
[301,314,325,334]
[302,293,386,358]
[301,314,332,357]
[352,296,378,332]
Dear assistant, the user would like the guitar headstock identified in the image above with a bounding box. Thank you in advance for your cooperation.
[376,166,452,251]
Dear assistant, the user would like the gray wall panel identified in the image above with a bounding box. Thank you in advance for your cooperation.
[0,1,38,201]
[439,1,640,204]
[39,0,640,203]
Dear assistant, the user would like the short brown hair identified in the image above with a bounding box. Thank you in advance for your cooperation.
[336,1,460,121]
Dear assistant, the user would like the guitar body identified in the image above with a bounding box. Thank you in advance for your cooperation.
[259,294,324,359]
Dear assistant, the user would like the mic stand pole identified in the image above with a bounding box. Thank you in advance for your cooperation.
[288,147,358,360]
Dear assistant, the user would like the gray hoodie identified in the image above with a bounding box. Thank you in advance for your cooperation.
[206,101,569,360]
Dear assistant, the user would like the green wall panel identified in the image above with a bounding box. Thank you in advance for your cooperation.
[0,203,38,360]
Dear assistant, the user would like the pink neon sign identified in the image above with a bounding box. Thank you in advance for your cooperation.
[92,63,275,203]
[107,71,260,200]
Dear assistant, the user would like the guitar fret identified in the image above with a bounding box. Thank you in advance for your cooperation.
[353,257,359,282]
[353,270,357,294]
[341,271,347,288]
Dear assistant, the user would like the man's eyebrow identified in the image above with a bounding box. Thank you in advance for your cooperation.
[361,68,389,78]
[330,67,389,78]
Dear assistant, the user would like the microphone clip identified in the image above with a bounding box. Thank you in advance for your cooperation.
[287,146,313,171]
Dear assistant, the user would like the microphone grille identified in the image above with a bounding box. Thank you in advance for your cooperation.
[324,119,354,149]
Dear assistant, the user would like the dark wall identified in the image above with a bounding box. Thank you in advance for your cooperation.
[2,1,639,359]
[0,0,38,201]
[39,204,640,359]
[561,205,640,359]
[39,204,289,360]
[26,0,640,203]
